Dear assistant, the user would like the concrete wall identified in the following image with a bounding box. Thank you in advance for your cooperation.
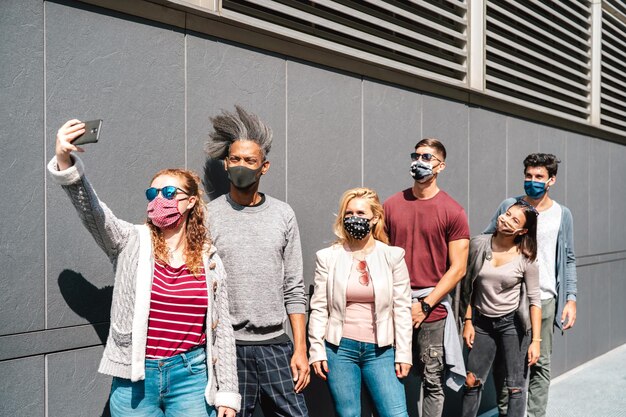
[1,1,626,416]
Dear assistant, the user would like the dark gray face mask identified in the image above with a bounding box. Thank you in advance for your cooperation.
[410,159,434,183]
[227,165,263,189]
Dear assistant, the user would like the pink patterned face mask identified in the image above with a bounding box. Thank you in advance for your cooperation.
[147,197,184,229]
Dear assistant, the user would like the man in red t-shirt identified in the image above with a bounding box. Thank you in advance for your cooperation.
[384,138,469,417]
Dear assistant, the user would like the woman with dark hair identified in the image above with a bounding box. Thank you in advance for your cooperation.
[460,200,541,417]
[48,120,240,417]
[308,187,412,417]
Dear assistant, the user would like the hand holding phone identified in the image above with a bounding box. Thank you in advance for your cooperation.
[72,119,103,145]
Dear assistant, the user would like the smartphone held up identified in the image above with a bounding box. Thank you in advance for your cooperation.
[72,119,103,146]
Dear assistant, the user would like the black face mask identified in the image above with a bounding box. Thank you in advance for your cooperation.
[227,165,263,189]
[343,216,371,240]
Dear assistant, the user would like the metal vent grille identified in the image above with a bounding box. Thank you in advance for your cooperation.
[600,1,626,132]
[485,0,592,122]
[221,0,469,86]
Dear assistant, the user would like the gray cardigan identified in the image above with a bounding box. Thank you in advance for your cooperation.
[484,197,578,331]
[47,155,241,411]
[460,234,534,333]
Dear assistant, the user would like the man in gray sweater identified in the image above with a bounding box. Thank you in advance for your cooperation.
[206,106,310,417]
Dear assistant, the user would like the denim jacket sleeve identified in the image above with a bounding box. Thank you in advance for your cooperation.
[561,206,577,302]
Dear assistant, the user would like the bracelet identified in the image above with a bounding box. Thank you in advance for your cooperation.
[532,338,542,342]
[464,317,472,321]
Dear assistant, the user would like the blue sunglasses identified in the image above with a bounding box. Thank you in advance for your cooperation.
[145,186,188,201]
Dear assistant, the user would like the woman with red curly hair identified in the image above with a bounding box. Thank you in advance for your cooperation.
[48,119,240,417]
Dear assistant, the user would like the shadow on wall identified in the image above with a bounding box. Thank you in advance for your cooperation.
[101,400,111,417]
[203,157,230,202]
[58,269,113,344]
[58,269,114,416]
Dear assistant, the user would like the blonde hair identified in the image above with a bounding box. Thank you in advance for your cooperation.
[146,168,210,277]
[333,187,389,245]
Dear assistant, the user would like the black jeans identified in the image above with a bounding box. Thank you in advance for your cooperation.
[461,312,530,417]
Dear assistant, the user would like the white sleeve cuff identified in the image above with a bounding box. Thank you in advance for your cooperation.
[214,391,242,413]
[47,155,85,185]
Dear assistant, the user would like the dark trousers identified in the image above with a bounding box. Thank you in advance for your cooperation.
[461,312,530,417]
[412,318,446,417]
[236,342,309,417]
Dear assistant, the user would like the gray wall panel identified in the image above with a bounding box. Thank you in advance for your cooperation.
[0,356,44,417]
[186,35,287,201]
[47,346,111,417]
[588,140,611,254]
[610,261,626,348]
[564,133,590,256]
[565,265,590,370]
[421,95,469,210]
[506,118,539,197]
[468,107,507,235]
[609,144,626,251]
[550,327,567,377]
[589,263,610,359]
[538,125,567,205]
[286,62,362,288]
[0,0,45,335]
[45,0,185,328]
[362,80,422,202]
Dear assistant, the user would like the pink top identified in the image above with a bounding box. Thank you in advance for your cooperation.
[342,259,377,344]
[145,262,207,359]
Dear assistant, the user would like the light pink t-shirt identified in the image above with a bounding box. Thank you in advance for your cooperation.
[342,260,377,344]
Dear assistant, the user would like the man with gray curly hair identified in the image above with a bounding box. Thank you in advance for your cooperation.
[206,106,310,417]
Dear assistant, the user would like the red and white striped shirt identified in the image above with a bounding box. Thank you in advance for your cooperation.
[145,261,207,359]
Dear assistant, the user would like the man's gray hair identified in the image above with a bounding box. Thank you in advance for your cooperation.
[205,105,273,160]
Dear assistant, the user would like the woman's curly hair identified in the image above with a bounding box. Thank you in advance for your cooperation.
[146,168,209,277]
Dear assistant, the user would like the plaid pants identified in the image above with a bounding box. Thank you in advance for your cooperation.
[236,342,309,417]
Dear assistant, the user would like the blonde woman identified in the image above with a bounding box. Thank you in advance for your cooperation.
[48,120,240,417]
[308,187,412,417]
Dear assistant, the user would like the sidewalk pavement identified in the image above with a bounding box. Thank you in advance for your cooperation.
[479,342,626,417]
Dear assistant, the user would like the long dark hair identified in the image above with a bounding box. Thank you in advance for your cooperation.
[511,200,538,261]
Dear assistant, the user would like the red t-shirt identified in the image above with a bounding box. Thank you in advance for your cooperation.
[384,188,470,322]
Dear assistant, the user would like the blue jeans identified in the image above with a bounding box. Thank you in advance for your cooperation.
[462,312,530,417]
[325,338,408,417]
[109,346,216,417]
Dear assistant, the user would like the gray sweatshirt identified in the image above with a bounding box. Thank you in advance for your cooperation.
[208,194,306,342]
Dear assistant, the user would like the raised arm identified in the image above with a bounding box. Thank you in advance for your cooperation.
[48,119,132,259]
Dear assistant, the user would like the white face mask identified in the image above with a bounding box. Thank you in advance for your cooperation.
[497,215,522,236]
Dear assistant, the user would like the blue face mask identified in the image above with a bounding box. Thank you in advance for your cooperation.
[524,180,548,199]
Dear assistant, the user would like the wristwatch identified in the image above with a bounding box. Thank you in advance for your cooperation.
[420,299,432,315]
